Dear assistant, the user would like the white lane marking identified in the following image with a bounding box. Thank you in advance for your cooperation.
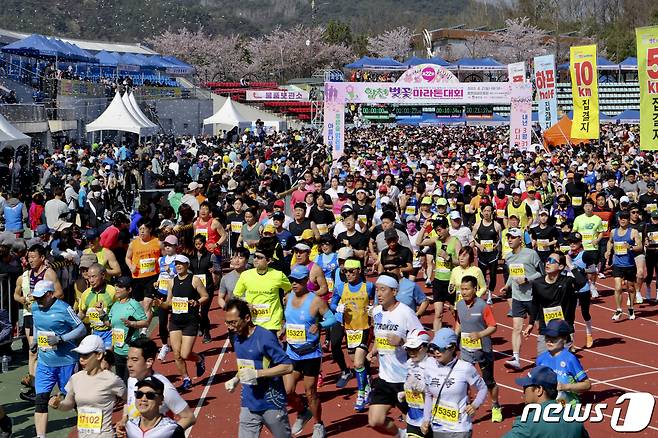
[591,370,658,385]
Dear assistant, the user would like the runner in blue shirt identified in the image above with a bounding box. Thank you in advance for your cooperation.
[223,298,293,438]
[31,280,86,438]
[536,320,591,406]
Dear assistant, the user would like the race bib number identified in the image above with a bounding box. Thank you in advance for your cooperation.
[614,242,628,255]
[449,199,457,208]
[432,401,459,425]
[375,336,396,354]
[87,308,102,326]
[112,328,126,348]
[236,359,256,385]
[648,204,657,213]
[230,222,242,233]
[560,245,571,254]
[581,232,594,243]
[405,389,424,409]
[195,228,208,239]
[286,323,306,345]
[346,330,363,349]
[326,278,334,293]
[496,209,505,219]
[357,214,367,224]
[171,297,189,314]
[158,278,172,291]
[405,206,416,216]
[317,224,328,235]
[460,333,482,351]
[194,274,206,287]
[481,240,494,252]
[509,263,525,279]
[37,331,55,351]
[650,232,658,244]
[537,239,550,252]
[435,257,450,274]
[572,197,582,207]
[251,304,271,323]
[601,220,609,230]
[543,305,564,323]
[77,407,102,434]
[139,258,156,274]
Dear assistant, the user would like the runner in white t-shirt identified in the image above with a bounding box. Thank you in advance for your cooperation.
[367,273,423,437]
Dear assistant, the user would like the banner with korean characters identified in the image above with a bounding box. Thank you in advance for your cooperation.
[636,26,658,150]
[509,83,533,151]
[246,90,309,101]
[534,54,558,130]
[569,45,600,139]
[508,61,526,83]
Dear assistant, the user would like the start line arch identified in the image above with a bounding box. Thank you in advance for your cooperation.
[323,71,532,159]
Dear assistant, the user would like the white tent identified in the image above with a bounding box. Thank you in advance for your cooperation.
[128,92,158,131]
[203,97,252,131]
[0,112,30,149]
[86,92,147,135]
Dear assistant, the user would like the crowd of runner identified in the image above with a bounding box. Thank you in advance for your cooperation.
[0,122,650,437]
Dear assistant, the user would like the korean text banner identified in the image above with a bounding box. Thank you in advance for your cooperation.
[324,100,345,160]
[636,26,658,150]
[323,82,512,105]
[534,54,558,130]
[509,83,533,151]
[246,90,309,101]
[508,62,526,83]
[569,45,599,139]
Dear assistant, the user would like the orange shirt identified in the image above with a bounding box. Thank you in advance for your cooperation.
[129,237,161,278]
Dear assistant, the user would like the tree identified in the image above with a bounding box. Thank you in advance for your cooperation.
[324,20,352,46]
[494,17,551,63]
[367,26,413,60]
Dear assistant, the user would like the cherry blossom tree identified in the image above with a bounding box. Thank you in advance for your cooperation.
[367,26,413,60]
[494,17,551,63]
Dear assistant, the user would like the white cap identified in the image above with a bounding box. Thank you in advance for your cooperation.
[403,328,432,348]
[512,188,522,195]
[337,247,354,260]
[32,280,55,298]
[293,243,311,251]
[449,210,461,220]
[620,195,630,204]
[187,181,201,191]
[72,335,106,354]
[380,196,391,205]
[174,254,190,264]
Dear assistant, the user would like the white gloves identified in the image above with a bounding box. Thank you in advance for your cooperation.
[224,376,240,393]
[404,374,425,393]
[238,367,258,384]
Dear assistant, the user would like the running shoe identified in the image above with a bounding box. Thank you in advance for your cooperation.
[486,297,493,305]
[354,390,368,412]
[612,309,623,321]
[336,370,353,388]
[312,423,327,438]
[179,377,192,392]
[316,371,324,389]
[158,344,170,362]
[491,406,503,423]
[425,279,432,288]
[291,409,312,436]
[591,288,599,299]
[636,293,644,304]
[196,354,206,377]
[0,413,12,438]
[397,428,407,438]
[598,272,606,279]
[202,332,212,344]
[19,387,35,403]
[585,334,594,348]
[504,358,521,370]
[629,308,636,320]
[506,309,513,317]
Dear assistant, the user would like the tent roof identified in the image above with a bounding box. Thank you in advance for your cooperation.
[543,116,591,147]
[86,92,147,135]
[162,56,195,74]
[616,109,640,122]
[95,51,121,66]
[453,57,505,70]
[558,56,620,71]
[566,110,616,121]
[427,56,452,67]
[344,56,406,70]
[620,57,637,71]
[121,92,157,134]
[404,56,427,66]
[127,92,158,131]
[203,97,252,128]
[0,112,30,148]
[1,33,96,62]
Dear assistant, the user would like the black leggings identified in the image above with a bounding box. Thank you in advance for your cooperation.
[200,288,214,335]
[577,292,591,322]
[645,251,658,287]
[158,306,170,345]
[114,352,128,383]
[329,324,348,372]
[478,254,499,293]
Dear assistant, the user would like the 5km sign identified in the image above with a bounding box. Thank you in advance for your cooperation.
[520,393,655,433]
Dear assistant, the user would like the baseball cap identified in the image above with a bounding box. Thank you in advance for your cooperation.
[263,224,276,234]
[289,264,310,280]
[380,196,391,205]
[436,198,448,207]
[538,209,549,216]
[421,196,432,205]
[337,247,354,260]
[378,184,388,193]
[32,280,55,298]
[403,329,432,349]
[449,211,461,220]
[136,375,165,394]
[507,228,523,238]
[294,243,311,252]
[72,334,106,354]
[164,235,178,246]
[35,224,51,236]
[187,181,201,191]
[85,228,100,240]
[512,188,522,195]
[273,199,285,208]
[527,186,536,193]
[620,195,630,204]
[430,328,458,349]
[300,229,315,240]
[173,254,190,264]
[79,253,97,269]
[115,276,132,288]
[432,188,443,196]
[344,259,361,269]
[567,232,583,243]
[515,366,558,389]
[384,228,398,241]
[272,211,285,221]
[540,319,572,337]
[159,219,175,229]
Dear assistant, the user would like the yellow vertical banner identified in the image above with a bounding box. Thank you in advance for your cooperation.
[569,45,599,139]
[637,26,658,150]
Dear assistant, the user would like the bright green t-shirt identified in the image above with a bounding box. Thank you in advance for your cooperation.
[108,298,147,356]
[233,268,292,330]
[572,214,603,251]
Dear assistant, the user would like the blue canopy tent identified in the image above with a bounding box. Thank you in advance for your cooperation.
[428,56,452,67]
[95,51,120,67]
[1,34,61,59]
[344,56,406,70]
[620,57,637,71]
[616,109,640,123]
[116,53,143,72]
[566,110,617,122]
[404,56,426,66]
[162,56,195,75]
[453,57,505,70]
[558,56,620,71]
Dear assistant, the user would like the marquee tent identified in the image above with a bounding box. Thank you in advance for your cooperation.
[558,56,619,71]
[616,109,640,123]
[120,92,158,134]
[543,116,591,148]
[0,113,31,149]
[128,92,158,131]
[620,57,638,71]
[86,91,148,135]
[404,56,428,66]
[203,97,252,131]
[344,56,406,70]
[453,57,505,70]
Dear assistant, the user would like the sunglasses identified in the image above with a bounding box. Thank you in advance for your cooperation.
[546,257,560,265]
[428,344,450,354]
[253,254,266,260]
[135,390,161,400]
[405,345,425,353]
[631,211,640,214]
[345,268,359,274]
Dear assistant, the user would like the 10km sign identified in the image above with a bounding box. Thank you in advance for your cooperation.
[520,393,655,432]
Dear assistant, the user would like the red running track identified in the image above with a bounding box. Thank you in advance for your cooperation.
[74,274,658,437]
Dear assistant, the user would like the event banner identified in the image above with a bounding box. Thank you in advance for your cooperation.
[534,54,558,130]
[569,45,600,139]
[508,62,526,83]
[246,90,309,101]
[509,83,533,151]
[324,82,511,105]
[324,100,345,160]
[636,26,658,150]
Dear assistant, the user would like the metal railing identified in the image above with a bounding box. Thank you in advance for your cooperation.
[0,103,46,123]
[46,107,76,120]
[0,273,22,342]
